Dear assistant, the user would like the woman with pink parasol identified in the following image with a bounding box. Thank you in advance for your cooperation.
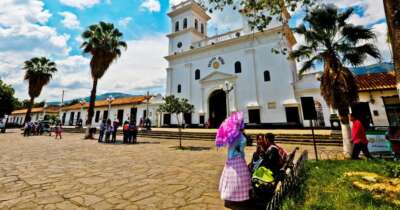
[216,112,251,206]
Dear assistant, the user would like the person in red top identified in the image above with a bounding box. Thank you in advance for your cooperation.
[351,114,373,159]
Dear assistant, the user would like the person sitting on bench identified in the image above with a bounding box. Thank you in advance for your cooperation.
[250,133,286,209]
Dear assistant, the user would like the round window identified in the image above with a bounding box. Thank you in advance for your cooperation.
[177,42,182,48]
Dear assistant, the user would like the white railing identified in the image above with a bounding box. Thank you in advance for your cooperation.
[192,29,244,48]
[171,0,195,11]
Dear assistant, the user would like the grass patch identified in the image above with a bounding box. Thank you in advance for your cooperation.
[282,159,399,210]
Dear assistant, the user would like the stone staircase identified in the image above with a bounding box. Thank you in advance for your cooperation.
[63,127,343,146]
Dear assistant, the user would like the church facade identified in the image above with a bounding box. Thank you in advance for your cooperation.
[164,0,300,127]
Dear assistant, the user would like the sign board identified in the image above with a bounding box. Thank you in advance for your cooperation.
[366,134,392,153]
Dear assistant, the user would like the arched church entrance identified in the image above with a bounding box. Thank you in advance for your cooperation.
[208,89,227,128]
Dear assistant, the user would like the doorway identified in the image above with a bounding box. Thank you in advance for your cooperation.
[285,107,300,125]
[130,108,137,123]
[117,109,124,125]
[208,89,227,128]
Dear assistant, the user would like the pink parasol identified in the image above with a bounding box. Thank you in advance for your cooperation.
[215,112,245,148]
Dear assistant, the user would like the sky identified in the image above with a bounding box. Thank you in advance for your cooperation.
[0,0,391,102]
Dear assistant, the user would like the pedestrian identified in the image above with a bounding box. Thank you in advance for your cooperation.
[122,121,129,144]
[55,122,63,140]
[112,120,119,143]
[99,119,106,143]
[216,112,251,207]
[23,122,30,137]
[145,118,151,131]
[351,113,373,159]
[105,119,112,143]
[129,121,138,144]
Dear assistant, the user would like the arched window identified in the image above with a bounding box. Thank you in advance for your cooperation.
[194,19,198,30]
[175,21,179,32]
[177,84,182,93]
[201,23,204,34]
[264,70,271,81]
[183,18,188,29]
[234,61,242,73]
[195,69,200,80]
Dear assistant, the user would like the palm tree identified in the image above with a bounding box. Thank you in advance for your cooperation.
[383,0,400,96]
[23,57,57,123]
[289,5,381,155]
[81,21,127,139]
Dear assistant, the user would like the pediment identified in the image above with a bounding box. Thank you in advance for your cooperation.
[200,71,237,83]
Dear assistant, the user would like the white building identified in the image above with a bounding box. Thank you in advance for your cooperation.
[60,95,164,128]
[164,0,299,127]
[9,107,59,125]
[163,0,400,128]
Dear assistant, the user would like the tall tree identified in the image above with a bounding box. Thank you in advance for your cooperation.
[289,5,381,155]
[383,0,400,97]
[158,95,194,149]
[0,80,18,118]
[23,57,57,123]
[81,21,127,139]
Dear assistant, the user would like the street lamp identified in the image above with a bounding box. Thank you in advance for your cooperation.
[42,102,48,120]
[79,99,86,125]
[144,91,151,120]
[106,95,114,120]
[220,80,234,117]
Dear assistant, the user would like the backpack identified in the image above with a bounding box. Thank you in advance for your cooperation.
[123,124,129,131]
[268,145,287,169]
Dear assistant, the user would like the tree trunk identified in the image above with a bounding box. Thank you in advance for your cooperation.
[176,114,182,149]
[24,97,35,123]
[85,78,98,139]
[338,107,353,157]
[383,0,400,97]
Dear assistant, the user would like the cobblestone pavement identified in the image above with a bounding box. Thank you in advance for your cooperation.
[0,130,342,210]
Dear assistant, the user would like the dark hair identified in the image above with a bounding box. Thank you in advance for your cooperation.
[265,133,275,143]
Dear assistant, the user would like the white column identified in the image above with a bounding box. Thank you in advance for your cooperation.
[166,68,173,96]
[245,48,260,106]
[185,63,192,100]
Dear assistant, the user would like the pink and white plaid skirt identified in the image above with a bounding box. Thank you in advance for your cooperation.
[219,156,251,201]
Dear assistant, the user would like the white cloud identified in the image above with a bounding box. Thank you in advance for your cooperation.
[59,0,100,9]
[0,0,71,100]
[118,17,133,27]
[140,0,161,12]
[97,35,168,96]
[59,11,80,29]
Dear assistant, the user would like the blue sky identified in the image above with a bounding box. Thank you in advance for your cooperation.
[0,0,390,102]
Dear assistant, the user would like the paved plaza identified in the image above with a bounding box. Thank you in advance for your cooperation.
[0,130,341,209]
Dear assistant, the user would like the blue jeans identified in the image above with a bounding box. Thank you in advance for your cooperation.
[99,130,104,142]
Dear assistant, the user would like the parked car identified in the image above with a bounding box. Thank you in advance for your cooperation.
[0,119,6,133]
[39,120,52,135]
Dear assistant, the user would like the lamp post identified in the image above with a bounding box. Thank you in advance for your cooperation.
[106,95,114,120]
[144,91,151,120]
[42,102,48,120]
[221,80,234,117]
[79,99,86,125]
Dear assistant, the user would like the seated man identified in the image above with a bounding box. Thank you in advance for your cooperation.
[250,133,286,209]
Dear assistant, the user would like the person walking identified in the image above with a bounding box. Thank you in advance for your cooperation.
[216,112,251,208]
[55,123,62,140]
[99,119,106,143]
[351,113,373,159]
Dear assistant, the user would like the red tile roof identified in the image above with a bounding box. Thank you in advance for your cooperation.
[355,72,396,91]
[11,107,59,115]
[62,96,146,111]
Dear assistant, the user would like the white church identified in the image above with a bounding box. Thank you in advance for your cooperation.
[164,0,302,128]
[163,0,399,129]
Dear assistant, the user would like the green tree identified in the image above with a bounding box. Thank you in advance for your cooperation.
[158,95,194,149]
[81,21,127,139]
[23,57,57,123]
[289,5,381,155]
[0,80,18,118]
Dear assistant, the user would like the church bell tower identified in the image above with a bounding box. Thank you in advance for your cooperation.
[167,0,210,55]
